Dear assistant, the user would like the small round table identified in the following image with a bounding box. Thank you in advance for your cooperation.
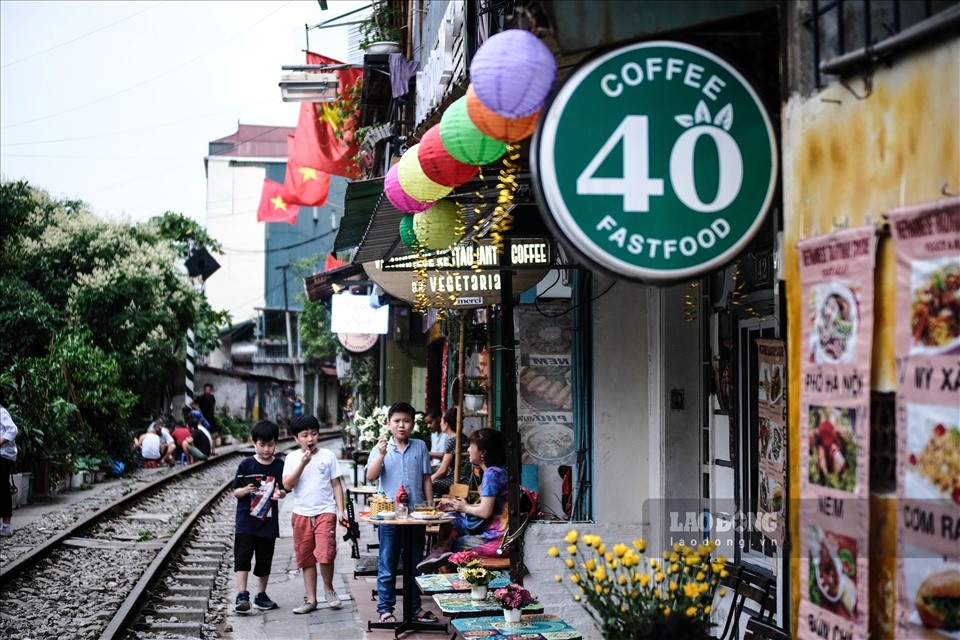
[363,514,454,637]
[347,484,378,505]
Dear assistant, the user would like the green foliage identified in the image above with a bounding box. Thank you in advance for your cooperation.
[297,292,338,362]
[218,412,252,438]
[0,179,228,473]
[357,2,403,50]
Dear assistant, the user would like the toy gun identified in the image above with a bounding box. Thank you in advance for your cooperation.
[342,496,361,559]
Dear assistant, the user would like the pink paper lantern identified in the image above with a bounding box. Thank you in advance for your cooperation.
[419,126,479,187]
[398,143,454,203]
[384,163,433,213]
[466,84,540,142]
[470,30,557,118]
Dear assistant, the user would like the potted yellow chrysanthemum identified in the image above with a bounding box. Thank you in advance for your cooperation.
[549,531,727,640]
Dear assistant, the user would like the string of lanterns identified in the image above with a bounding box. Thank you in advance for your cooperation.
[383,29,557,293]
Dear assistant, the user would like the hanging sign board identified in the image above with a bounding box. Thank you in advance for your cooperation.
[330,291,390,334]
[364,238,552,309]
[337,332,378,353]
[533,40,777,282]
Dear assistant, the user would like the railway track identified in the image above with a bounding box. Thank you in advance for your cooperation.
[0,433,341,640]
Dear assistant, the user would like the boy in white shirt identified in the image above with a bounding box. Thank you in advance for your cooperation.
[282,415,346,614]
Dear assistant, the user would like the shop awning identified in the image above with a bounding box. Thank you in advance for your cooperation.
[334,178,385,252]
[303,261,367,302]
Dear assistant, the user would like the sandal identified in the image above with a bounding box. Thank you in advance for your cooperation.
[379,612,397,623]
[415,609,439,623]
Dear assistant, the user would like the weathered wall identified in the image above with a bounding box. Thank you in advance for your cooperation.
[782,38,960,639]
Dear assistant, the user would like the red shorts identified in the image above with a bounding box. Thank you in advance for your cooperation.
[292,512,338,568]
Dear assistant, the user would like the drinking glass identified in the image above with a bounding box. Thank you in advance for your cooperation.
[396,504,409,520]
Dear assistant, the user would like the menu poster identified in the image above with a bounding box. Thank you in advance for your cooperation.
[890,198,960,639]
[797,227,876,640]
[514,304,575,468]
[756,338,787,545]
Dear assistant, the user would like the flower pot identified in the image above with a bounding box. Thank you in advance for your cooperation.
[503,608,522,624]
[470,585,488,600]
[70,472,85,489]
[464,394,485,412]
[364,41,401,55]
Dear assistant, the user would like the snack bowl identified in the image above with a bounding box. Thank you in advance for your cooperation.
[378,511,397,521]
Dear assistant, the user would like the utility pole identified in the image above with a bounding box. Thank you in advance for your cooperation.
[276,264,297,397]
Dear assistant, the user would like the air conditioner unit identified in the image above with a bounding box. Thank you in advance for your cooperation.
[279,72,339,103]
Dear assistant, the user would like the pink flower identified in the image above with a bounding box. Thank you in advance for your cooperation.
[449,550,481,567]
[493,583,536,609]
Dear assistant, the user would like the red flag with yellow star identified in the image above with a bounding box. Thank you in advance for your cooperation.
[282,134,330,206]
[257,178,299,224]
[303,51,363,178]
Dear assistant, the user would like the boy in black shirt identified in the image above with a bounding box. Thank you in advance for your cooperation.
[232,420,287,611]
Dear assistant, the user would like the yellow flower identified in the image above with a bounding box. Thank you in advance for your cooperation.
[704,605,712,614]
[618,575,627,586]
[719,588,727,597]
[554,574,562,582]
[594,565,608,581]
[595,584,603,594]
[548,546,560,557]
[613,543,628,558]
[567,545,577,555]
[696,571,705,581]
[585,558,596,571]
[638,574,651,587]
[565,558,574,568]
[634,538,647,553]
[669,581,678,592]
[673,542,684,552]
[669,552,679,563]
[565,530,579,544]
[664,607,672,616]
[571,573,581,583]
[655,571,665,583]
[597,543,606,555]
[686,606,698,617]
[684,583,700,598]
[574,594,581,601]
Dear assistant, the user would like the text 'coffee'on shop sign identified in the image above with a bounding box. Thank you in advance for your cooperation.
[533,40,777,282]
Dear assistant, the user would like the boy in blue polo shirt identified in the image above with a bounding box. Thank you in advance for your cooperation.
[365,402,437,624]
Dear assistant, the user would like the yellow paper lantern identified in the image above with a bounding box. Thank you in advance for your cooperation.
[413,200,464,250]
[398,143,453,203]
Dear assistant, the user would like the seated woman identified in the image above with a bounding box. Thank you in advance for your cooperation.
[418,427,509,572]
[430,408,459,498]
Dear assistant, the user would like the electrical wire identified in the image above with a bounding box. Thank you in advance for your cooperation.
[0,2,163,69]
[1,2,293,131]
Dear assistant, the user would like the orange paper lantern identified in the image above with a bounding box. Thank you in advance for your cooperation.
[466,85,540,143]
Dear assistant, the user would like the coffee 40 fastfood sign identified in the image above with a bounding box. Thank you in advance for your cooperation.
[534,41,777,282]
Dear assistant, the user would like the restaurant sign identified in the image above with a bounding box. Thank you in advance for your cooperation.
[533,41,777,282]
[364,238,553,309]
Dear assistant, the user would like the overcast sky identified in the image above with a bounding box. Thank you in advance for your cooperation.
[0,0,368,223]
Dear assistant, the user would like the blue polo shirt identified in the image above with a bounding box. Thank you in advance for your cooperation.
[370,438,431,505]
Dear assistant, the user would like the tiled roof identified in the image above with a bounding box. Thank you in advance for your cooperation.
[208,124,294,159]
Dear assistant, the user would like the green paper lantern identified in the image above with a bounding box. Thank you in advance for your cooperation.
[399,214,422,251]
[398,143,453,203]
[439,96,507,166]
[413,200,464,251]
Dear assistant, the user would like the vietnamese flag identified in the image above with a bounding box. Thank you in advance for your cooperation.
[257,179,299,224]
[282,135,330,207]
[324,253,346,272]
[303,51,363,178]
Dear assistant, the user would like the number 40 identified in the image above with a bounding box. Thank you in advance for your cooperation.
[576,115,743,213]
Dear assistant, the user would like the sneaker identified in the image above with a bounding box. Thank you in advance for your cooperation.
[417,550,452,574]
[0,525,11,538]
[235,590,250,612]
[253,592,279,610]
[292,601,318,614]
[325,591,342,609]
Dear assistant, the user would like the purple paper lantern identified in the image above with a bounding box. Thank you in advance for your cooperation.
[384,163,433,213]
[470,30,557,118]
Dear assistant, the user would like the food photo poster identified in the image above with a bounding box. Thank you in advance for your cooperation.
[756,339,787,545]
[797,227,876,640]
[514,304,575,469]
[891,198,960,639]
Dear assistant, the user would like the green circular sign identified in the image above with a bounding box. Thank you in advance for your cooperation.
[533,41,777,282]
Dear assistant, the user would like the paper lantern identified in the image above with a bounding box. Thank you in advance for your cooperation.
[399,214,422,251]
[397,143,454,203]
[466,84,540,142]
[440,96,507,166]
[413,199,464,250]
[470,30,557,118]
[384,163,433,213]
[418,126,479,186]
